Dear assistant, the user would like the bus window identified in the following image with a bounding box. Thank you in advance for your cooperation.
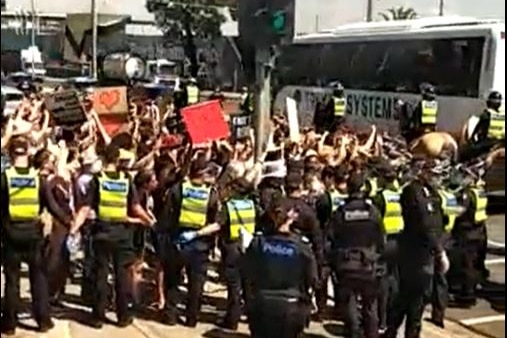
[276,37,485,98]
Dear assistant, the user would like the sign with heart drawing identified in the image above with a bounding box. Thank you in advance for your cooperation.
[93,86,128,115]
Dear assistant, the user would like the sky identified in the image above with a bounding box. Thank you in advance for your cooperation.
[6,0,506,33]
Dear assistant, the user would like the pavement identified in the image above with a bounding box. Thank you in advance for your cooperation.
[2,213,504,338]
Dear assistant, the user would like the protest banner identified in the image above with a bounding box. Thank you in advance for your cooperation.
[99,115,128,137]
[286,97,300,142]
[93,86,128,115]
[181,100,230,145]
[44,90,86,127]
[231,113,251,140]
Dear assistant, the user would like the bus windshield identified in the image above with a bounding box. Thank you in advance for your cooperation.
[275,36,486,97]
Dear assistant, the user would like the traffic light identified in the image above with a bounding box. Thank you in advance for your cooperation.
[239,0,295,46]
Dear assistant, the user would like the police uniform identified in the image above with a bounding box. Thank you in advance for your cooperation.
[384,179,445,338]
[218,195,257,330]
[1,167,53,334]
[315,188,348,317]
[451,185,488,304]
[327,194,385,338]
[372,184,404,331]
[161,179,219,326]
[429,188,460,326]
[186,83,200,105]
[76,170,139,327]
[243,230,317,338]
[464,106,505,161]
[409,98,438,142]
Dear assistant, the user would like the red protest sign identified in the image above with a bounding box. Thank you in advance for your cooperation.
[99,115,128,137]
[181,100,230,145]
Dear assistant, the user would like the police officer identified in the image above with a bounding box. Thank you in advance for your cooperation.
[1,137,53,335]
[372,163,404,333]
[161,157,220,327]
[464,91,505,160]
[186,77,200,106]
[451,176,488,305]
[71,144,154,328]
[240,86,254,114]
[327,171,385,338]
[330,82,347,131]
[315,165,348,318]
[410,83,439,141]
[243,196,318,338]
[430,179,462,327]
[217,177,257,330]
[383,160,449,338]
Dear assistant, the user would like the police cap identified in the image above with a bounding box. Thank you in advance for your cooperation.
[229,176,253,195]
[347,171,366,195]
[487,91,503,104]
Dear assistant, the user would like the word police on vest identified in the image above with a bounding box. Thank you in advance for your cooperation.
[10,177,36,188]
[344,210,371,221]
[385,194,400,203]
[229,199,254,210]
[262,241,296,257]
[183,188,209,200]
[102,181,128,193]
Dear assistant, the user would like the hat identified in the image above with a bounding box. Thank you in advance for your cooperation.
[230,177,253,195]
[261,159,287,179]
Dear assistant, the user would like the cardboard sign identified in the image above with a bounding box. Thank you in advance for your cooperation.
[98,115,128,137]
[286,97,300,142]
[231,114,251,139]
[93,86,128,115]
[181,100,230,145]
[45,90,86,126]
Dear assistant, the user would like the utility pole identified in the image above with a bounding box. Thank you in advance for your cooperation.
[91,0,98,79]
[439,0,444,16]
[30,0,36,78]
[254,47,273,159]
[366,0,373,22]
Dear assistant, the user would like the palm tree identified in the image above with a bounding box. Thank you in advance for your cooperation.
[379,6,418,21]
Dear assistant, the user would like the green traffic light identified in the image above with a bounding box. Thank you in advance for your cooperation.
[272,10,286,32]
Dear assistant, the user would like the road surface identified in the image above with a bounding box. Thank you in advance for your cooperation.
[2,214,504,338]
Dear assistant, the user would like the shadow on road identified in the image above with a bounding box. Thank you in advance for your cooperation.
[203,327,249,338]
[478,280,506,313]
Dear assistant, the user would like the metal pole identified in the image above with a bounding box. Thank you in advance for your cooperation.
[91,0,98,79]
[30,0,36,78]
[439,0,444,16]
[366,0,373,22]
[254,46,272,160]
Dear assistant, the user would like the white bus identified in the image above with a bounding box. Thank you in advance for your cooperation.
[273,16,505,133]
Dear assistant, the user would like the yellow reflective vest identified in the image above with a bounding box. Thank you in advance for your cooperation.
[381,189,404,235]
[330,190,348,213]
[421,100,438,125]
[361,178,379,197]
[333,97,346,117]
[438,189,459,232]
[470,188,488,223]
[487,108,505,140]
[227,198,256,240]
[5,167,40,221]
[98,172,129,223]
[187,85,200,105]
[179,181,211,229]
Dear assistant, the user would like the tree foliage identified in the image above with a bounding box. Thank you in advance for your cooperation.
[379,6,418,21]
[146,0,237,78]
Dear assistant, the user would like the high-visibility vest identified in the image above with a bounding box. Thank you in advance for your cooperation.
[187,85,200,105]
[421,100,438,125]
[179,181,211,229]
[381,189,404,235]
[470,188,488,223]
[227,198,256,240]
[487,108,505,140]
[5,167,40,221]
[333,97,346,117]
[330,190,348,213]
[98,172,129,222]
[438,189,459,232]
[361,178,379,197]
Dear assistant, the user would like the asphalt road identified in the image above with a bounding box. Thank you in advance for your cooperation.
[1,213,504,338]
[445,213,505,338]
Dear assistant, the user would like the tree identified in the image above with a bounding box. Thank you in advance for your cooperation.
[379,6,418,21]
[146,0,237,78]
